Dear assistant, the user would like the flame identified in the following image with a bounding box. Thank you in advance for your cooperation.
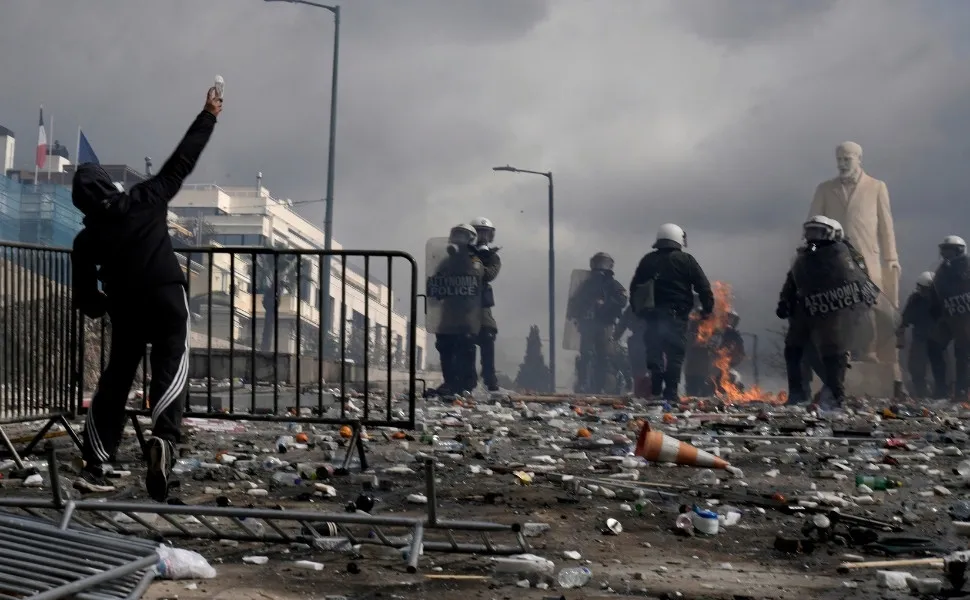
[693,281,786,405]
[692,281,733,344]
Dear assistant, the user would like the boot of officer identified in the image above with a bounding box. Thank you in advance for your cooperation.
[431,224,484,397]
[780,216,876,409]
[469,217,502,392]
[897,271,942,398]
[574,252,628,393]
[931,235,970,401]
[630,224,714,402]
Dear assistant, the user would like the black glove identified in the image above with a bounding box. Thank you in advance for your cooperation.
[775,303,789,320]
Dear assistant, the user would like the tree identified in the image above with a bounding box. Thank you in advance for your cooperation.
[255,253,298,354]
[514,325,552,393]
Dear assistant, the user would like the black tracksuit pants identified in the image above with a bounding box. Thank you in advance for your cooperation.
[83,283,190,466]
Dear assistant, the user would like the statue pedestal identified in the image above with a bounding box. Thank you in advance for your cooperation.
[811,361,897,398]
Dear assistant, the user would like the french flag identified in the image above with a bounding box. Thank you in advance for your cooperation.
[36,106,47,169]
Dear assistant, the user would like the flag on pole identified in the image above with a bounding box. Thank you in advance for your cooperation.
[78,130,100,165]
[35,107,47,169]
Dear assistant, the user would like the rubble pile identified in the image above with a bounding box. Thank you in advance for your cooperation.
[3,390,970,599]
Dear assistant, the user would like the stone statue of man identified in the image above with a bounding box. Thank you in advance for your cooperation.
[808,142,900,368]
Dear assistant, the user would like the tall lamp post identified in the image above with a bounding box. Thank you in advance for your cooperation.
[492,165,556,393]
[264,0,341,340]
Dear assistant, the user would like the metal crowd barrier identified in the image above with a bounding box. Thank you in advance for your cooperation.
[0,242,83,469]
[1,242,423,467]
[82,247,421,466]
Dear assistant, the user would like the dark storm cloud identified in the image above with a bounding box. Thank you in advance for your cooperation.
[2,1,969,388]
[664,0,839,45]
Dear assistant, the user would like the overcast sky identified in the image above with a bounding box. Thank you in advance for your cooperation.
[2,0,970,389]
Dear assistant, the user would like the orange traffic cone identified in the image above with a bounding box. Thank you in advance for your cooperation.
[635,422,731,471]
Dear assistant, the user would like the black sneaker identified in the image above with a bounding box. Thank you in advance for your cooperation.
[145,437,174,502]
[74,467,117,494]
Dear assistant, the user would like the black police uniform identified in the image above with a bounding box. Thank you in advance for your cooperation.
[900,288,948,398]
[931,254,970,399]
[475,249,502,391]
[629,247,714,401]
[430,250,484,395]
[777,240,876,405]
[565,269,627,393]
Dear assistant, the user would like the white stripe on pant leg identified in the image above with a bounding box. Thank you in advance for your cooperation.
[85,399,111,463]
[152,339,188,420]
[152,288,191,424]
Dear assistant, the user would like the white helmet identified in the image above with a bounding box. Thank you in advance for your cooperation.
[916,271,935,288]
[448,223,478,247]
[827,217,845,241]
[654,223,687,249]
[469,217,495,244]
[940,235,967,260]
[803,215,837,242]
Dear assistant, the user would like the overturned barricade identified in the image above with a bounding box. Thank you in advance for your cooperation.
[0,510,159,600]
[0,447,528,574]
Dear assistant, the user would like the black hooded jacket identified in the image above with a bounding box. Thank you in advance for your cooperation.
[71,111,217,316]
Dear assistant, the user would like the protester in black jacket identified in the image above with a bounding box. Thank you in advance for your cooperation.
[70,86,222,500]
[629,223,714,401]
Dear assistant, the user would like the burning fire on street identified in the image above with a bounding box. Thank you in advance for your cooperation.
[691,281,785,405]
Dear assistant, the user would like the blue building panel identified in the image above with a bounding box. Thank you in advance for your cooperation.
[0,176,82,247]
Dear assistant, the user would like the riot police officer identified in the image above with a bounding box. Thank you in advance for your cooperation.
[428,224,484,397]
[898,271,948,398]
[469,217,502,392]
[630,223,714,402]
[777,216,876,408]
[565,252,628,394]
[931,235,970,401]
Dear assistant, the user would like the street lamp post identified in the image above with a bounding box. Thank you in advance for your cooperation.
[492,165,556,393]
[264,0,341,340]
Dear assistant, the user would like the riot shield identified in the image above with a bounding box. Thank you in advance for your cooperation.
[425,238,483,336]
[562,269,592,351]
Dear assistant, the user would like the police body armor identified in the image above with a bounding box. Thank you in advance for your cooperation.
[935,256,970,318]
[792,242,877,318]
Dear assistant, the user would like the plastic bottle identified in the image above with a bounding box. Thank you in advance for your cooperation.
[855,474,903,490]
[434,440,463,453]
[272,472,303,486]
[172,458,201,475]
[557,566,592,589]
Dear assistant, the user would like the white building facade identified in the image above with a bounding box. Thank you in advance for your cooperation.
[169,184,426,372]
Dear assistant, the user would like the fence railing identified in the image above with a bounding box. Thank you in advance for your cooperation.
[85,246,420,429]
[0,241,422,463]
[0,242,80,424]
